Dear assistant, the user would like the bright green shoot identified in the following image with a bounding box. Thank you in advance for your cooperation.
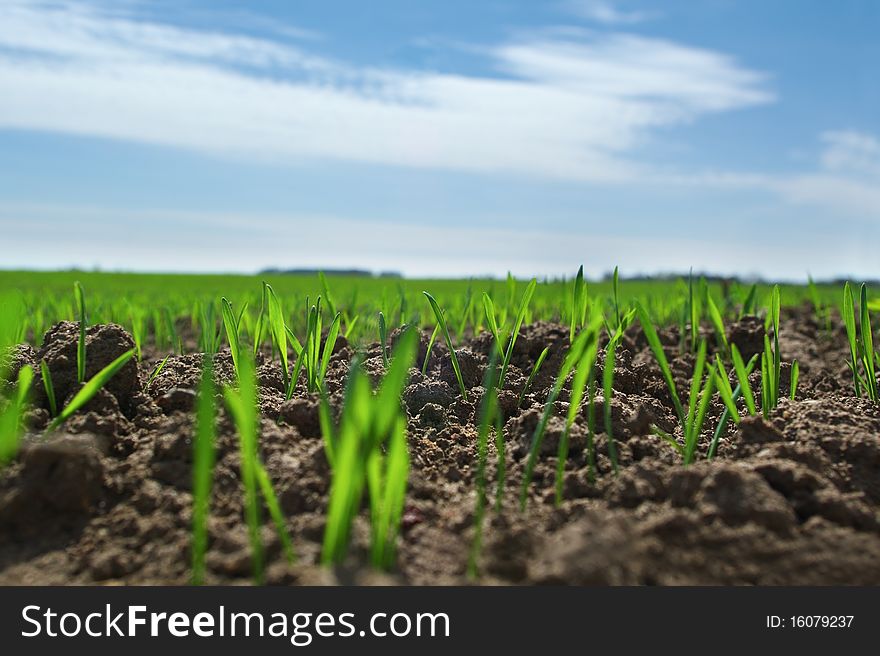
[482,279,537,388]
[322,329,417,569]
[47,349,135,432]
[0,366,34,466]
[518,346,549,408]
[602,330,621,475]
[730,344,758,416]
[301,298,341,395]
[423,292,467,400]
[612,265,621,332]
[708,352,758,460]
[220,297,242,380]
[499,278,536,387]
[570,265,588,343]
[519,317,601,510]
[682,340,715,465]
[266,283,292,391]
[706,293,729,357]
[790,360,800,401]
[223,353,295,584]
[844,283,878,402]
[191,360,215,585]
[40,360,57,417]
[223,355,264,584]
[555,326,600,505]
[843,281,860,397]
[860,284,877,402]
[636,302,685,424]
[422,323,440,375]
[482,293,504,359]
[74,281,86,383]
[759,285,783,418]
[739,283,758,319]
[147,355,170,388]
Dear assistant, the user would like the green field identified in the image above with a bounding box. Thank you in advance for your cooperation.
[0,269,845,352]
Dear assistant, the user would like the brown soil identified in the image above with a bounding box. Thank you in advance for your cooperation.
[1,307,879,585]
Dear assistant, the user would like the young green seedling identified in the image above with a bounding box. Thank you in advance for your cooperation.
[570,265,588,343]
[602,330,621,475]
[518,346,549,408]
[636,302,685,424]
[146,355,170,388]
[47,349,135,431]
[221,297,242,380]
[708,352,758,460]
[519,316,602,510]
[40,360,57,418]
[191,360,215,585]
[322,329,417,569]
[74,281,86,383]
[555,325,600,504]
[423,292,467,400]
[682,340,715,465]
[859,284,878,402]
[0,366,34,466]
[223,353,295,584]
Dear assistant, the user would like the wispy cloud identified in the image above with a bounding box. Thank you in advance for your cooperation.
[0,0,770,183]
[820,130,880,178]
[564,1,658,25]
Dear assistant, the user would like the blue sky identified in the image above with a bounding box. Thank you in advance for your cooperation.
[0,0,878,279]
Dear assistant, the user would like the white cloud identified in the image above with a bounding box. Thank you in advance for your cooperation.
[565,1,657,25]
[0,0,771,183]
[820,130,880,178]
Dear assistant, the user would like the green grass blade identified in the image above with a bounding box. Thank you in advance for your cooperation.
[843,282,860,397]
[518,346,549,407]
[500,278,536,387]
[636,302,685,424]
[74,281,86,383]
[1,366,34,466]
[423,292,467,400]
[265,283,290,388]
[482,293,505,358]
[555,332,599,504]
[319,312,342,389]
[790,359,800,401]
[740,283,758,318]
[40,360,57,417]
[706,293,729,356]
[48,349,135,431]
[602,335,620,475]
[222,355,264,584]
[519,324,595,510]
[220,297,241,379]
[684,369,715,465]
[422,323,440,375]
[714,356,740,424]
[731,344,757,416]
[191,360,215,585]
[146,355,170,388]
[860,284,877,402]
